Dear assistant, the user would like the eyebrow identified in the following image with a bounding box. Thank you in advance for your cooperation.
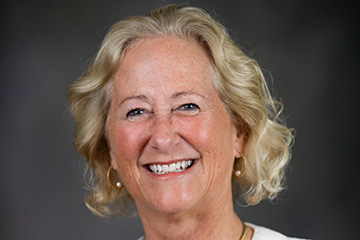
[118,94,150,106]
[118,91,206,108]
[171,91,206,100]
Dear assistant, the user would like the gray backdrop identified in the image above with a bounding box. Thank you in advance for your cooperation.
[1,0,358,239]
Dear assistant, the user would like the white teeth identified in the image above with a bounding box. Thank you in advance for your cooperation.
[181,161,185,170]
[148,160,194,175]
[176,161,180,170]
[149,164,156,172]
[163,164,169,173]
[169,163,176,172]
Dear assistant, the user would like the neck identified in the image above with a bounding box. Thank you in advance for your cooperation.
[137,189,244,240]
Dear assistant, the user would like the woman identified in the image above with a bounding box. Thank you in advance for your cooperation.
[67,4,308,240]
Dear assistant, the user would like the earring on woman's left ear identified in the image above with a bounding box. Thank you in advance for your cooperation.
[107,165,123,190]
[233,154,247,178]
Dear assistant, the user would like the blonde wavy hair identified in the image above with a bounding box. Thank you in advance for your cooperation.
[67,4,294,217]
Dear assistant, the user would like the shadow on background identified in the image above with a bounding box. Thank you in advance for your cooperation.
[1,0,358,239]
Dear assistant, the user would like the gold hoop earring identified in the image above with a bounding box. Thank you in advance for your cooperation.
[233,154,246,178]
[107,165,123,190]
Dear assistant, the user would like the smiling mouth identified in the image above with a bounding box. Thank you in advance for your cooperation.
[146,160,196,175]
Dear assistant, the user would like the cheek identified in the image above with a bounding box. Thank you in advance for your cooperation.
[109,121,150,161]
[177,112,236,174]
[176,115,227,152]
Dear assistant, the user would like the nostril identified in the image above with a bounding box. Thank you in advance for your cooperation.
[150,118,180,151]
[151,133,178,150]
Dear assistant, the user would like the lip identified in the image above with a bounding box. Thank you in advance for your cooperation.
[143,158,199,178]
[143,158,197,166]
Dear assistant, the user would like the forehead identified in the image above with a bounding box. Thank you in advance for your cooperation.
[113,35,215,92]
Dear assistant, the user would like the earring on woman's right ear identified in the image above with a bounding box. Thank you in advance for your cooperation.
[107,165,123,190]
[233,154,247,178]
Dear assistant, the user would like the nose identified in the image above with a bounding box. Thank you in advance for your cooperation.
[150,116,180,152]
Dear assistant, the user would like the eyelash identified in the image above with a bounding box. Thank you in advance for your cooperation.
[177,103,199,111]
[126,108,145,118]
[125,103,200,119]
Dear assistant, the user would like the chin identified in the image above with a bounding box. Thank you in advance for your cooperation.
[137,184,204,215]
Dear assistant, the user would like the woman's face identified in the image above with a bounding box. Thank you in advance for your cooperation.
[107,36,244,215]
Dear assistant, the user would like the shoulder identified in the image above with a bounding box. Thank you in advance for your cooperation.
[246,223,311,240]
[137,224,311,240]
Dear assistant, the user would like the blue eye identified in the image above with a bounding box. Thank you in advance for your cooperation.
[126,108,144,118]
[179,103,199,111]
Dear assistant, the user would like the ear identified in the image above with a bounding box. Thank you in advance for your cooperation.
[110,154,118,170]
[233,125,245,158]
[108,139,118,170]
